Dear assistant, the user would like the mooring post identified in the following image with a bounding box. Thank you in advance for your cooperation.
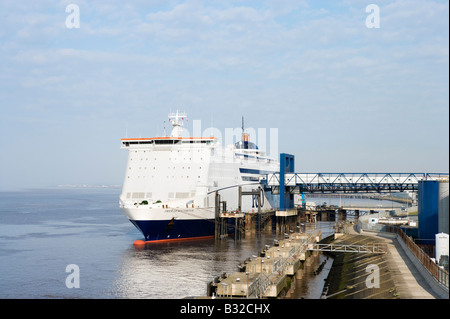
[235,216,238,240]
[215,192,220,240]
[223,202,227,238]
[257,187,262,233]
[238,186,242,213]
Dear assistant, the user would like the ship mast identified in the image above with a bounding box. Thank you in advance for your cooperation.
[241,116,244,140]
[168,110,187,137]
[241,116,249,142]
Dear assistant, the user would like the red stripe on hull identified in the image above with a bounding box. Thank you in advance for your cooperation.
[142,235,215,244]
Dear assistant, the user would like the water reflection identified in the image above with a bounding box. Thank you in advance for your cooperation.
[112,221,336,299]
[289,253,333,299]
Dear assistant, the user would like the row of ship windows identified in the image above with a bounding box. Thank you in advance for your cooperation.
[126,192,195,199]
[123,140,213,146]
[130,157,204,161]
[127,192,151,199]
[127,175,202,179]
[132,150,204,152]
[133,150,205,154]
[128,166,202,170]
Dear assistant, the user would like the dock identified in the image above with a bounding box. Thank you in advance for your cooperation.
[322,226,446,299]
[208,230,322,298]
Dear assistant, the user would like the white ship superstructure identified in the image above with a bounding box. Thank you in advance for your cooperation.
[119,111,279,242]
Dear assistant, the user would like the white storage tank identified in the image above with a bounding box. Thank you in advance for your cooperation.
[435,232,449,265]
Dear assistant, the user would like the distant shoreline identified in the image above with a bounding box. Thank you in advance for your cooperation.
[57,184,122,189]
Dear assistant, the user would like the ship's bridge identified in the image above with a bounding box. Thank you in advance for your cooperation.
[233,130,268,158]
[121,137,217,148]
[234,140,258,150]
[122,111,220,147]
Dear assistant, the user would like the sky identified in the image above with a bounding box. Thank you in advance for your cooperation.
[0,0,448,190]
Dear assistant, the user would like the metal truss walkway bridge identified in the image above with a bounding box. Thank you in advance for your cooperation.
[307,243,386,254]
[265,172,448,193]
[260,153,449,211]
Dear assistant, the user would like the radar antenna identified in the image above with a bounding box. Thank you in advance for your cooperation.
[168,110,187,137]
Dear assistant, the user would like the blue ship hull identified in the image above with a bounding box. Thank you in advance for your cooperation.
[130,218,216,242]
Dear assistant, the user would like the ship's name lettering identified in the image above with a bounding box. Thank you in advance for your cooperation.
[165,209,194,213]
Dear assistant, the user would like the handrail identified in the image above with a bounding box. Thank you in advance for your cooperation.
[385,226,449,289]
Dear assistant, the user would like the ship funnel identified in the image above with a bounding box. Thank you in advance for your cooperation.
[241,116,249,141]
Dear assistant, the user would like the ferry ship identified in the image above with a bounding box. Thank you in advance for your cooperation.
[119,111,279,242]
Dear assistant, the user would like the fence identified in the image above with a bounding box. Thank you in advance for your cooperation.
[385,226,449,290]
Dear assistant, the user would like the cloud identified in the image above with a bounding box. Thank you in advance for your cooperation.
[0,0,448,189]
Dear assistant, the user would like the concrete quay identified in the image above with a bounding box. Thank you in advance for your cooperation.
[210,231,321,298]
[323,225,446,299]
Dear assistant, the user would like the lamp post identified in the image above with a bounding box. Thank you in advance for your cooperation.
[252,255,258,273]
[221,282,228,298]
[246,272,249,298]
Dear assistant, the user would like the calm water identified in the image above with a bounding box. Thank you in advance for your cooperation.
[0,188,390,299]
